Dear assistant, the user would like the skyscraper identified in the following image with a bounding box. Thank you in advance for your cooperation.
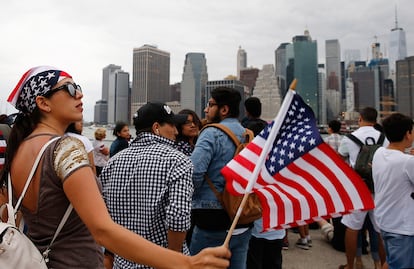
[253,64,281,121]
[396,56,414,118]
[325,39,342,120]
[180,53,208,117]
[389,7,407,77]
[286,30,319,120]
[274,43,290,93]
[100,64,130,124]
[132,44,170,114]
[237,46,247,79]
[239,67,259,96]
[325,39,342,93]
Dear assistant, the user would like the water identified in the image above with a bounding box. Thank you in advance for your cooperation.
[82,125,328,148]
[81,125,137,148]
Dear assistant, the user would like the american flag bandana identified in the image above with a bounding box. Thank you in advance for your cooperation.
[7,66,72,114]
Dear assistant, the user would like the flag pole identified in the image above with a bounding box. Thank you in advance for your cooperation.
[222,79,297,247]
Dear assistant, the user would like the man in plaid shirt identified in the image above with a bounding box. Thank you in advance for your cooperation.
[101,102,194,269]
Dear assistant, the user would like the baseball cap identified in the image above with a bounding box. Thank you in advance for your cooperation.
[133,102,183,130]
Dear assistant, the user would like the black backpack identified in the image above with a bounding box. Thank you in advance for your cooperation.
[346,133,385,193]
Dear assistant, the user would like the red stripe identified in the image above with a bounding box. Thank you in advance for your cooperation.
[8,68,32,102]
[255,181,287,229]
[274,166,319,219]
[232,153,256,174]
[222,166,248,195]
[246,141,263,156]
[317,143,374,210]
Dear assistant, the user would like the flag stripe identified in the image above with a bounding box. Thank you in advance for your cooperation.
[221,90,374,230]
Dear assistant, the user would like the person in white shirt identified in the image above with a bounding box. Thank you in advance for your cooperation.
[66,120,96,175]
[92,127,109,176]
[337,107,386,269]
[373,113,414,269]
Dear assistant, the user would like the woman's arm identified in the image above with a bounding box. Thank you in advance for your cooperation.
[63,167,230,269]
[87,151,97,175]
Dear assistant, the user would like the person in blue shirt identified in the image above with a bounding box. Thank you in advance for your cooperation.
[190,87,252,269]
[109,121,130,157]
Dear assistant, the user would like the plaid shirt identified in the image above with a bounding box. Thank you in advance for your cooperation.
[101,132,194,269]
[324,133,342,152]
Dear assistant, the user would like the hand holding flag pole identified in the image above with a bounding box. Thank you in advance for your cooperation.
[222,79,297,247]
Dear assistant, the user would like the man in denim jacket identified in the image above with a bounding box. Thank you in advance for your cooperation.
[190,87,252,269]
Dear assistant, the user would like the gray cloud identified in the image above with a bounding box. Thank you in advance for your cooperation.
[0,0,412,120]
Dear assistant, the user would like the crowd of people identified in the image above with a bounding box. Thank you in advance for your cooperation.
[0,65,413,269]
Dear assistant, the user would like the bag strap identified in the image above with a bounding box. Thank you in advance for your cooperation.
[204,175,222,202]
[9,136,60,214]
[42,203,73,262]
[7,136,73,261]
[346,133,385,147]
[377,133,385,145]
[201,124,253,201]
[202,123,241,147]
[345,133,363,148]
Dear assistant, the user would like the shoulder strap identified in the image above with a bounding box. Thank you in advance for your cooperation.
[345,133,363,148]
[9,136,60,213]
[42,204,73,262]
[204,175,222,202]
[202,123,241,147]
[377,133,385,145]
[7,136,73,259]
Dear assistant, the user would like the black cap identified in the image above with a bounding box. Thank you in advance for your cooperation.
[133,102,182,130]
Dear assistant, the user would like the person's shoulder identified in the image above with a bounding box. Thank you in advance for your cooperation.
[66,132,93,151]
[59,135,86,150]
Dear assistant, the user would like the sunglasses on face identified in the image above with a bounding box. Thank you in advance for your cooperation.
[49,83,82,97]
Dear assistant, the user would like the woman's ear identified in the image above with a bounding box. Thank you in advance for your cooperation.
[35,96,51,113]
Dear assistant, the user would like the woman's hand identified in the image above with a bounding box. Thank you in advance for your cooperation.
[188,246,231,269]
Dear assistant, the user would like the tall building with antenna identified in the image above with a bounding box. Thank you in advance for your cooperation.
[389,6,407,77]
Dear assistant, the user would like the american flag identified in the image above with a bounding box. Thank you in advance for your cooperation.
[221,90,374,230]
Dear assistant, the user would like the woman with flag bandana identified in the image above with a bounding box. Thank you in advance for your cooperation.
[2,66,230,269]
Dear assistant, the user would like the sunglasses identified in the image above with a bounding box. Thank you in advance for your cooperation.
[49,83,82,97]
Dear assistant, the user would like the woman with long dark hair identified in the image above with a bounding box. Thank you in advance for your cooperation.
[175,109,202,156]
[2,66,230,269]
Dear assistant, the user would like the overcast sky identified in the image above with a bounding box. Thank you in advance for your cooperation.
[0,0,412,121]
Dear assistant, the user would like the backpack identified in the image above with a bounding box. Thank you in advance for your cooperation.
[346,133,385,193]
[0,137,72,269]
[201,123,262,224]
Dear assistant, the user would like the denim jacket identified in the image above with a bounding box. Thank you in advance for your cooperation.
[191,118,246,209]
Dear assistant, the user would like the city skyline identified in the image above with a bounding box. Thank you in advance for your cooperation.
[0,0,413,121]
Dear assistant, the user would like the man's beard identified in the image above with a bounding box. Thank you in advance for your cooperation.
[209,110,221,124]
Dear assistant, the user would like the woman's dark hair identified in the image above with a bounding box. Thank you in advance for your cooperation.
[1,110,42,186]
[176,109,202,142]
[66,122,81,134]
[113,121,128,137]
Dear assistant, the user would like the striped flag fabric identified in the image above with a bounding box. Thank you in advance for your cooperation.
[221,89,374,230]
